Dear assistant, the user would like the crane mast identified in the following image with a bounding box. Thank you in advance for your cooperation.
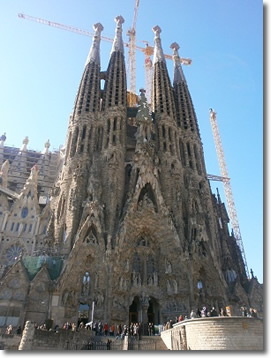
[209,109,249,278]
[127,0,140,106]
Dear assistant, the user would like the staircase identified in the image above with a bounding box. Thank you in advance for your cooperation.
[128,336,168,351]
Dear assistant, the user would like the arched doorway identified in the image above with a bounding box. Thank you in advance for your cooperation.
[78,303,90,327]
[148,297,160,325]
[129,297,141,324]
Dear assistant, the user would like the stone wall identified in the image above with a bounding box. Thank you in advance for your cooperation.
[17,321,124,351]
[161,317,264,351]
[0,333,21,350]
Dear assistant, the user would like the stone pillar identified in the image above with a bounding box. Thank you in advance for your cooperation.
[140,292,150,335]
[142,304,149,335]
[180,325,187,350]
[18,321,35,350]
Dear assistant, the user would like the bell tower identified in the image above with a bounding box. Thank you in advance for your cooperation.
[49,23,103,253]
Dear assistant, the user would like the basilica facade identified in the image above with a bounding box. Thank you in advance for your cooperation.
[0,16,263,330]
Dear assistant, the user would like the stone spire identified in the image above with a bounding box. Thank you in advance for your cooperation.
[0,160,9,187]
[111,15,125,54]
[0,133,6,166]
[152,26,166,64]
[151,26,175,118]
[0,133,6,148]
[171,42,199,135]
[102,15,127,110]
[20,136,29,151]
[85,23,104,67]
[171,42,186,84]
[42,140,50,155]
[27,164,39,185]
[72,23,103,118]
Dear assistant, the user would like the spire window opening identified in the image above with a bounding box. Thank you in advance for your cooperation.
[70,128,79,158]
[162,125,166,139]
[187,142,191,157]
[168,127,172,141]
[82,126,86,141]
[194,145,202,175]
[179,139,186,167]
[113,117,117,131]
[87,127,92,154]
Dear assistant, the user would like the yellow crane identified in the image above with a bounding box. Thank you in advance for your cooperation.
[209,109,249,278]
[18,12,191,106]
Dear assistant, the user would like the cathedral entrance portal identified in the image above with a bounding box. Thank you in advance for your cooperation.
[129,296,160,331]
[129,297,141,324]
[78,303,90,327]
[148,297,160,325]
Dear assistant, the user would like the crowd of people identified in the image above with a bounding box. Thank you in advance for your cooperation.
[10,304,258,337]
[162,305,258,331]
[59,321,144,340]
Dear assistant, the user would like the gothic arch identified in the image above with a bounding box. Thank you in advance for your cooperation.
[83,225,98,245]
[77,215,104,250]
[137,183,158,212]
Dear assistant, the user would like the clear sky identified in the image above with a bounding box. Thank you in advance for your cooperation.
[0,0,263,282]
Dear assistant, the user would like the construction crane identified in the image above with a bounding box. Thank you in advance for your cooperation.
[18,13,191,106]
[127,0,140,107]
[209,108,249,278]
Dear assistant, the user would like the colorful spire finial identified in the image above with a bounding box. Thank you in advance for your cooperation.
[85,22,104,66]
[171,42,186,83]
[152,25,165,64]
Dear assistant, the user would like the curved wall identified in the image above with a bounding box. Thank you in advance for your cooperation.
[161,317,264,351]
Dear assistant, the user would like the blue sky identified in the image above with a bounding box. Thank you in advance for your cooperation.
[0,0,263,282]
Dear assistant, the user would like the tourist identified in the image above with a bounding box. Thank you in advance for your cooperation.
[201,306,207,317]
[98,321,103,335]
[219,307,227,316]
[178,314,184,322]
[190,310,197,319]
[94,321,98,335]
[133,323,139,340]
[16,326,22,334]
[129,323,134,336]
[116,324,122,338]
[210,307,218,317]
[148,322,154,336]
[241,306,248,317]
[104,322,108,336]
[6,325,13,334]
[121,324,127,339]
[250,308,258,318]
[109,323,115,336]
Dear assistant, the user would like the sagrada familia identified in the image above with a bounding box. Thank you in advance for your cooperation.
[0,16,263,330]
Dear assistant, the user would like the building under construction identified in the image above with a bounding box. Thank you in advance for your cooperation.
[0,13,263,343]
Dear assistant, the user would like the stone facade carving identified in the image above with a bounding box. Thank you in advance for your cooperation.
[0,15,263,335]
